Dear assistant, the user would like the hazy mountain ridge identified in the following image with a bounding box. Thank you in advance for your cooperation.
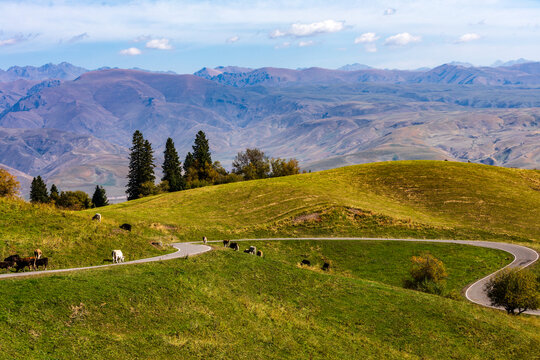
[0,63,539,198]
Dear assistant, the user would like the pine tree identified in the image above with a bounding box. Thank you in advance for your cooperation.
[50,184,60,203]
[30,176,49,203]
[162,138,185,192]
[126,130,156,200]
[92,185,109,207]
[192,130,212,181]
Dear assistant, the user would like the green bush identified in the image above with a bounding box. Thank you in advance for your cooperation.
[404,253,448,294]
[485,268,540,315]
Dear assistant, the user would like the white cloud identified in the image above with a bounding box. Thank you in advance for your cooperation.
[354,32,379,44]
[119,47,142,56]
[270,19,344,38]
[384,32,421,46]
[456,33,481,43]
[298,40,314,47]
[0,38,18,46]
[145,38,172,50]
[384,8,396,16]
[226,35,239,43]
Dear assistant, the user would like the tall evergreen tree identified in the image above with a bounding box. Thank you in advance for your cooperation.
[50,184,60,203]
[162,138,185,192]
[192,130,212,181]
[126,130,156,200]
[30,176,49,203]
[92,185,109,207]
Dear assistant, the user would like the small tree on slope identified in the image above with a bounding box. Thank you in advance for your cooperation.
[126,130,155,200]
[162,138,185,192]
[92,185,109,207]
[485,268,540,315]
[30,176,49,203]
[0,168,20,197]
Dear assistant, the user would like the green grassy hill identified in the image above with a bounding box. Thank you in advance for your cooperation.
[1,161,539,359]
[96,160,540,243]
[1,161,539,269]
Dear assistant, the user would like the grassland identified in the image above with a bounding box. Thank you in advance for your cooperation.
[1,161,539,359]
[0,249,537,359]
[94,160,540,243]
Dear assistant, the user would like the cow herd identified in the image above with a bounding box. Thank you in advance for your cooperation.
[221,240,263,257]
[0,249,48,272]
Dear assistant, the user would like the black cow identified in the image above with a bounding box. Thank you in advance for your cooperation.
[301,259,311,266]
[120,223,132,231]
[322,262,330,271]
[223,240,230,247]
[4,255,20,263]
[0,261,13,270]
[35,257,49,270]
[256,250,263,257]
[15,257,36,272]
[229,242,239,251]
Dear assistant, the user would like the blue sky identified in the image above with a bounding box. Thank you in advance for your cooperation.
[0,0,539,73]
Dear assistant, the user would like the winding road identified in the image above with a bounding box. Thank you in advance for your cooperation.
[1,237,538,315]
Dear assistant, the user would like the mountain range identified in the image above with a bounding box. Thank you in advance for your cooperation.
[0,61,539,199]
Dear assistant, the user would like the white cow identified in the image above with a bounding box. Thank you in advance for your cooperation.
[112,250,124,263]
[92,213,102,222]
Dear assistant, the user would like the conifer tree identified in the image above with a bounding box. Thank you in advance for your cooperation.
[92,185,109,207]
[126,130,156,200]
[50,184,60,203]
[162,138,185,192]
[30,176,49,203]
[192,130,212,181]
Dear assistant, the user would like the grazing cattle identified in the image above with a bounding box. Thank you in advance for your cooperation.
[120,223,132,231]
[223,240,230,247]
[112,250,124,263]
[35,257,49,270]
[247,246,256,255]
[16,257,36,272]
[4,255,20,263]
[256,250,263,257]
[203,236,207,245]
[301,259,311,266]
[322,262,330,271]
[34,249,43,259]
[243,249,251,254]
[0,261,13,270]
[92,213,102,222]
[229,242,239,251]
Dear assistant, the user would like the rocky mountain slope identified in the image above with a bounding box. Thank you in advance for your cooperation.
[1,63,539,199]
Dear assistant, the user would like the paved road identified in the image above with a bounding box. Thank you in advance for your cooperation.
[1,237,538,315]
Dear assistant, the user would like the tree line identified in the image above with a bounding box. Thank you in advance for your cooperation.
[29,176,109,210]
[126,130,301,200]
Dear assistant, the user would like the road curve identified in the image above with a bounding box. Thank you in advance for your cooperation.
[0,237,537,315]
[0,242,212,280]
[208,238,540,316]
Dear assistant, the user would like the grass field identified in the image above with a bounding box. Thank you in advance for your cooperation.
[1,161,539,359]
[0,248,537,359]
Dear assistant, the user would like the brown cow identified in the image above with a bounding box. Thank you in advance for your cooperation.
[256,250,263,257]
[34,249,43,259]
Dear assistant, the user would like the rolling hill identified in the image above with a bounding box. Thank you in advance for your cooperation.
[0,161,539,359]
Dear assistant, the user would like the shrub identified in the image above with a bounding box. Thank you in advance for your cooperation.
[484,268,540,315]
[404,253,447,294]
[56,191,92,210]
[0,168,20,197]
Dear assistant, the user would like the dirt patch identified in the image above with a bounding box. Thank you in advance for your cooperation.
[293,213,321,224]
[150,223,178,233]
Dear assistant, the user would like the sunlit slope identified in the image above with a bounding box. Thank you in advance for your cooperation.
[96,161,540,242]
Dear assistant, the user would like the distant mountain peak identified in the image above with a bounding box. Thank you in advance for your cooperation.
[492,58,533,67]
[338,63,373,71]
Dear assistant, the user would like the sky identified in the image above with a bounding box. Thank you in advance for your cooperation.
[0,0,539,73]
